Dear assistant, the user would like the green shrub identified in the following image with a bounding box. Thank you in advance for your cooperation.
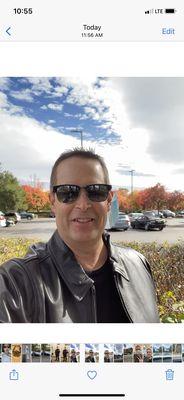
[118,241,184,322]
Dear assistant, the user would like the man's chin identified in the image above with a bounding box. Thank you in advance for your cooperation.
[71,233,97,242]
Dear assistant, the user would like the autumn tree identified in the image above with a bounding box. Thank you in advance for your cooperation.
[128,191,143,212]
[167,191,184,211]
[116,188,130,212]
[138,183,167,211]
[22,185,50,212]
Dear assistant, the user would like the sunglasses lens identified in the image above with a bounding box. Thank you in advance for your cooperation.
[56,186,79,203]
[87,185,109,202]
[54,184,111,203]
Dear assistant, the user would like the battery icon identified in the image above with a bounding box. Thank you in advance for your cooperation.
[165,8,176,13]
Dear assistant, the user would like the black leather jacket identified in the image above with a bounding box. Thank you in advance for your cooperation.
[0,231,160,323]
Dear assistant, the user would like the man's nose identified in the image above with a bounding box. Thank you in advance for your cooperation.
[74,189,91,210]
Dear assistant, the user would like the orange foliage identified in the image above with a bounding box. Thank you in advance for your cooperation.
[22,185,50,212]
[115,183,184,213]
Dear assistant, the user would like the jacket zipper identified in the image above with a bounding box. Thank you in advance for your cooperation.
[113,273,133,322]
[91,285,97,322]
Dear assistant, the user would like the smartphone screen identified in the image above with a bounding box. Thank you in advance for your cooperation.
[0,1,183,398]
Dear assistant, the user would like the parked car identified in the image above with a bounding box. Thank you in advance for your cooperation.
[6,219,15,227]
[144,211,164,218]
[19,211,35,220]
[175,210,184,218]
[161,209,175,218]
[108,212,130,231]
[0,211,7,227]
[4,211,21,224]
[131,214,166,231]
[31,351,41,357]
[128,212,144,222]
[151,210,164,218]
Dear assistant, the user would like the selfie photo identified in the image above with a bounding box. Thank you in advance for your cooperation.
[0,77,183,323]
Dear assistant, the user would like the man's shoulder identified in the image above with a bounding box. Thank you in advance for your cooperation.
[0,241,49,273]
[111,241,147,263]
[110,241,152,276]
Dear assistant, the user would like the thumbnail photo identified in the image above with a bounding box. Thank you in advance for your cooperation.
[31,344,41,363]
[142,345,153,363]
[41,344,51,362]
[69,344,80,362]
[22,344,32,362]
[172,344,182,362]
[1,344,11,362]
[153,344,163,363]
[60,344,70,362]
[123,344,133,362]
[104,344,114,362]
[133,344,144,363]
[0,77,183,323]
[85,344,99,362]
[11,344,22,362]
[51,344,61,362]
[114,344,124,362]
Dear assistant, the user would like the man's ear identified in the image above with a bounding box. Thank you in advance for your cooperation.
[49,192,56,212]
[107,191,113,212]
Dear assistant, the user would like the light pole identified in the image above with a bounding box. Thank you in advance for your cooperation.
[71,129,84,148]
[129,169,135,194]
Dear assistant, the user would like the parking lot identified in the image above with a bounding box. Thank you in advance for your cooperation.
[0,217,184,244]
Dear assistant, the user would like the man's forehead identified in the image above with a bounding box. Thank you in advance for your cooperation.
[56,156,105,183]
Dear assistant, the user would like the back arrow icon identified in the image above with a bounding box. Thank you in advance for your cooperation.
[6,27,11,36]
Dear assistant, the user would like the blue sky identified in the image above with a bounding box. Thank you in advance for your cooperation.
[1,77,184,191]
[1,77,120,144]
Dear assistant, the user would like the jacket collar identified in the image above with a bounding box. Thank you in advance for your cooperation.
[47,230,129,301]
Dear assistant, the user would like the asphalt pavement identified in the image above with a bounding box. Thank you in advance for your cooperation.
[0,217,184,244]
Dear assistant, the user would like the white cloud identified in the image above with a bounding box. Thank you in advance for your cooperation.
[0,91,23,114]
[63,78,130,136]
[24,78,54,95]
[10,89,34,102]
[0,111,79,183]
[41,103,63,111]
[0,107,184,191]
[23,77,69,98]
[0,78,11,90]
[0,92,9,108]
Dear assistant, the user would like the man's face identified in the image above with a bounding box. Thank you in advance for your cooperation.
[135,345,142,354]
[50,157,112,247]
[146,348,152,358]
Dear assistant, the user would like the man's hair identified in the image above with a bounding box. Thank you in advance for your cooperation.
[50,147,110,190]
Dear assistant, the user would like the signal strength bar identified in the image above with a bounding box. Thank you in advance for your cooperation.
[145,9,154,14]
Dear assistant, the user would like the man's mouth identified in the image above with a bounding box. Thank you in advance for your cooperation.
[72,218,95,223]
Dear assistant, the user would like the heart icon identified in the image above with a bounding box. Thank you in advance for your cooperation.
[87,370,97,380]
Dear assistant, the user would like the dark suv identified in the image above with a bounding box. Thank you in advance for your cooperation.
[19,211,35,220]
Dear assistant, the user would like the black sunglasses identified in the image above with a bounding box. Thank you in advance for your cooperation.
[53,184,112,203]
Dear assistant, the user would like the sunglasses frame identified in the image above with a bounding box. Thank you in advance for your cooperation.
[52,184,112,203]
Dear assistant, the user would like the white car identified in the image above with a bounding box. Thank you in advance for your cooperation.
[109,212,131,231]
[0,211,7,227]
